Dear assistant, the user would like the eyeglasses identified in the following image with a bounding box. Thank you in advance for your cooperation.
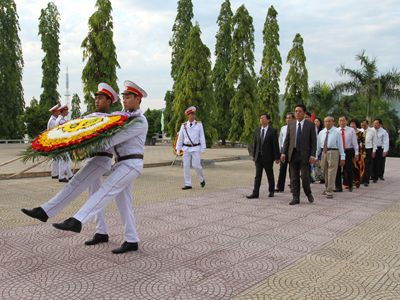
[260,117,267,120]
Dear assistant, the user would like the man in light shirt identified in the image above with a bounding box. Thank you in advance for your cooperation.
[47,105,60,179]
[372,119,389,183]
[275,112,295,192]
[317,116,345,199]
[334,115,359,192]
[360,119,376,187]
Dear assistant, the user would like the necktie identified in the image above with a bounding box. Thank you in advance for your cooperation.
[341,128,345,149]
[190,123,192,127]
[261,128,265,144]
[322,131,328,153]
[296,123,301,151]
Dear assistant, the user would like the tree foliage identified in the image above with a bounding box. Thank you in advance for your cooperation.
[282,33,309,121]
[38,2,61,108]
[212,0,234,144]
[144,108,162,138]
[81,0,121,113]
[308,81,340,118]
[163,90,174,137]
[258,5,282,129]
[0,0,24,139]
[70,93,81,119]
[226,4,257,144]
[22,97,49,139]
[169,23,218,146]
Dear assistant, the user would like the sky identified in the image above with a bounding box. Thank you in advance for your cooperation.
[14,0,400,112]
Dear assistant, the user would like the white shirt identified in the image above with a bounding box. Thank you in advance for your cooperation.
[336,126,359,155]
[317,128,345,160]
[376,127,389,152]
[361,127,377,152]
[279,125,287,152]
[47,115,57,130]
[176,120,206,153]
[55,115,66,126]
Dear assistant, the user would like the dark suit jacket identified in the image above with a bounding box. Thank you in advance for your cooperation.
[281,119,317,163]
[252,126,280,162]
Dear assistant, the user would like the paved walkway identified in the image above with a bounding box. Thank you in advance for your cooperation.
[0,144,399,299]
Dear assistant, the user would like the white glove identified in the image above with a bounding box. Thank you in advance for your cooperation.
[200,149,205,154]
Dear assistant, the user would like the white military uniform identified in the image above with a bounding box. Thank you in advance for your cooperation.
[176,120,206,186]
[47,114,59,177]
[74,109,148,243]
[55,115,74,180]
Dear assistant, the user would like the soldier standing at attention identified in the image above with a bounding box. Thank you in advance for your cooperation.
[175,106,206,190]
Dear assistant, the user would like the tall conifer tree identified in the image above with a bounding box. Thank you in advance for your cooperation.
[212,0,234,145]
[70,93,81,119]
[38,2,61,108]
[0,0,24,139]
[282,33,309,121]
[169,23,217,146]
[81,0,120,112]
[227,4,257,144]
[258,5,282,128]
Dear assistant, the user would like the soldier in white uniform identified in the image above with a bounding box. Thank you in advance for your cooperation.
[47,105,60,179]
[55,105,74,182]
[175,106,206,190]
[52,80,148,254]
[22,83,119,246]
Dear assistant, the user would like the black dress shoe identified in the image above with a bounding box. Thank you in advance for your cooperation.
[319,179,325,184]
[289,198,300,205]
[53,217,82,233]
[112,241,138,254]
[349,186,353,192]
[333,189,343,192]
[364,183,369,187]
[59,178,69,183]
[380,177,385,181]
[85,233,109,245]
[200,180,205,187]
[21,207,48,222]
[52,176,58,179]
[246,194,259,199]
[373,180,378,183]
[307,193,314,203]
[268,192,274,197]
[182,186,192,190]
[274,189,284,192]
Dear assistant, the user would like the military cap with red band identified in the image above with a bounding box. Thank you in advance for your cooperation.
[58,104,68,112]
[95,82,119,103]
[49,105,59,112]
[121,80,147,99]
[185,106,196,115]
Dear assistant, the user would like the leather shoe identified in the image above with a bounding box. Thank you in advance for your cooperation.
[200,180,205,187]
[274,189,284,192]
[333,189,343,192]
[322,191,327,195]
[52,176,58,179]
[21,207,48,222]
[307,193,314,203]
[319,179,325,184]
[380,177,385,181]
[59,178,68,183]
[289,198,300,205]
[268,192,274,197]
[327,195,333,199]
[112,241,138,254]
[349,186,353,192]
[364,183,369,187]
[85,233,109,245]
[53,217,82,233]
[246,194,259,199]
[182,186,192,190]
[373,180,378,183]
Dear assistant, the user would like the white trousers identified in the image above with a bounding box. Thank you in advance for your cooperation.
[88,175,108,235]
[51,159,59,177]
[74,162,141,243]
[41,162,109,224]
[183,151,204,186]
[58,154,73,179]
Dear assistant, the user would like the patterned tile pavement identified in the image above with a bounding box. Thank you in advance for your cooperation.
[0,147,399,299]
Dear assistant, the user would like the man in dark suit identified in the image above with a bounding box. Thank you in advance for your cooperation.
[246,113,280,199]
[281,104,317,205]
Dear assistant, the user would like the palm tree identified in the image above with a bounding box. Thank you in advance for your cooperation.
[308,81,340,118]
[336,50,400,122]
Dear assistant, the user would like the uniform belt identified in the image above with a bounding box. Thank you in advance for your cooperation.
[326,148,338,151]
[345,148,355,151]
[115,154,143,163]
[89,152,113,158]
[183,143,200,147]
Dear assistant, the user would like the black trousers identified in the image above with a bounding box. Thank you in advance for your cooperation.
[289,149,311,198]
[372,147,383,181]
[252,157,275,195]
[363,148,373,184]
[276,160,288,191]
[336,148,354,189]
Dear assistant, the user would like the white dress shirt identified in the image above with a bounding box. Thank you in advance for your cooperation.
[176,120,206,153]
[260,125,269,139]
[376,127,389,152]
[336,126,359,155]
[361,127,377,152]
[47,115,57,130]
[279,125,287,152]
[316,128,345,160]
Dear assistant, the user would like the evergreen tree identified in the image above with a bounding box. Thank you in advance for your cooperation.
[282,33,309,121]
[70,93,81,119]
[226,4,257,145]
[144,108,156,138]
[22,97,49,139]
[258,5,282,129]
[165,0,193,136]
[169,23,217,146]
[212,0,234,145]
[38,2,61,108]
[81,0,120,113]
[0,0,24,139]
